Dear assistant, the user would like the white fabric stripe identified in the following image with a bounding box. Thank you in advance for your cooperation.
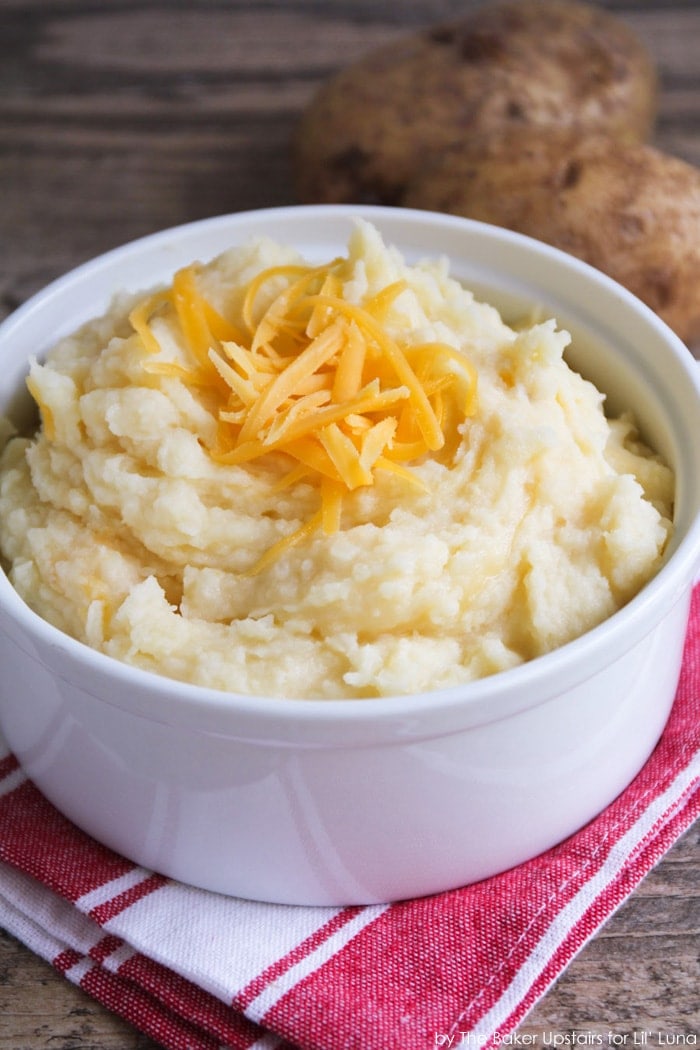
[0,860,104,956]
[64,955,95,984]
[244,903,390,1023]
[76,866,154,913]
[0,880,276,1050]
[101,881,350,1005]
[0,766,26,797]
[468,758,700,1041]
[102,940,137,973]
[0,882,75,966]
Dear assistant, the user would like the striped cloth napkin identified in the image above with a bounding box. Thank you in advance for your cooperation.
[1,585,699,1050]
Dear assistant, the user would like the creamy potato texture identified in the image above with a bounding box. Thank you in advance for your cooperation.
[0,222,674,698]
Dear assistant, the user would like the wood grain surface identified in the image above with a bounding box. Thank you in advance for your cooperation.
[0,1,698,1048]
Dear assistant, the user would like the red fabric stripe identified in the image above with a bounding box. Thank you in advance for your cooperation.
[484,788,700,1048]
[234,904,365,1011]
[53,947,83,974]
[120,953,272,1049]
[89,933,125,965]
[89,872,169,925]
[258,836,635,1049]
[78,964,224,1050]
[0,780,136,900]
[257,787,700,1050]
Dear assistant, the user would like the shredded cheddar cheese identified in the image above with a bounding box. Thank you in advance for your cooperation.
[26,374,56,441]
[127,256,478,572]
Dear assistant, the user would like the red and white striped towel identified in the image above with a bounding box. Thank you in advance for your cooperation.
[1,585,699,1050]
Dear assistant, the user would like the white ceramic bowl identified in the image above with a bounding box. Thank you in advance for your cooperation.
[1,205,699,906]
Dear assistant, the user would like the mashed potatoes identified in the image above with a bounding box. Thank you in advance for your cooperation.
[0,222,674,699]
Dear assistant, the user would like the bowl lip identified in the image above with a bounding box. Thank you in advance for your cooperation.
[1,202,700,731]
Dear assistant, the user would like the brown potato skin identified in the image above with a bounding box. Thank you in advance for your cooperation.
[293,0,657,205]
[402,131,700,347]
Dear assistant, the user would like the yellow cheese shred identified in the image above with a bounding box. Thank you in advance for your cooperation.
[26,375,56,441]
[126,253,479,573]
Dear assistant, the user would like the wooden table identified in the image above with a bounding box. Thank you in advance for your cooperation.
[0,2,698,1047]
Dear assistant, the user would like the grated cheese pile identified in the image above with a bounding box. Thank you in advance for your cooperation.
[127,252,478,573]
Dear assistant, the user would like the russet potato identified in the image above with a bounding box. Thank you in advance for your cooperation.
[402,130,700,347]
[294,0,657,205]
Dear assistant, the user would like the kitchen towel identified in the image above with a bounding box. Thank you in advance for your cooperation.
[0,584,699,1050]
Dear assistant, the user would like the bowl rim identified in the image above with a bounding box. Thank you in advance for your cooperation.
[1,203,700,733]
